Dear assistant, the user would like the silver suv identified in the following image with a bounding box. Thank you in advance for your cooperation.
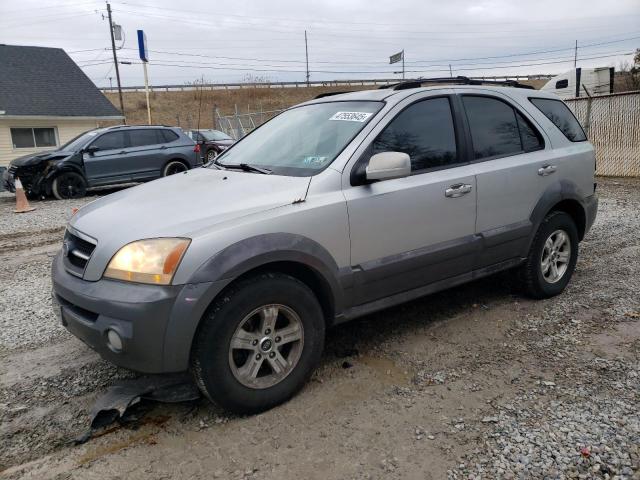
[52,81,598,413]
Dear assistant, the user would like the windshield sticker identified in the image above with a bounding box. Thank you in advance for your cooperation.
[329,111,373,122]
[303,156,328,166]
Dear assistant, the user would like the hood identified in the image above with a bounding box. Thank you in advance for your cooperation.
[71,167,310,247]
[10,150,74,167]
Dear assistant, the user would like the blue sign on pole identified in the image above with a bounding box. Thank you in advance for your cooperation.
[137,30,148,62]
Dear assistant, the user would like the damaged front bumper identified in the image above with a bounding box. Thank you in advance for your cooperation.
[2,164,49,197]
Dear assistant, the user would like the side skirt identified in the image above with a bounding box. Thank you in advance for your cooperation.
[335,257,524,324]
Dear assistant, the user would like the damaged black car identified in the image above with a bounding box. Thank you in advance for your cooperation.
[2,125,200,200]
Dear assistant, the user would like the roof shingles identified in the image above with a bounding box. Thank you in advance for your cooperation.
[0,44,122,117]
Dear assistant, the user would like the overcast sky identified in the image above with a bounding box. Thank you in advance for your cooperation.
[1,0,639,88]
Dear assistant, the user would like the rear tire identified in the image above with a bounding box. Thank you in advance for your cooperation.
[162,160,188,177]
[52,172,87,200]
[206,149,218,162]
[519,211,579,299]
[191,273,325,414]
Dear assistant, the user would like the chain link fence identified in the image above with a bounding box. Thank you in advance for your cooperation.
[566,91,640,177]
[216,108,284,140]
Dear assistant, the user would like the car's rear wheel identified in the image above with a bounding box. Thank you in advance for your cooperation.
[52,172,87,200]
[519,211,579,299]
[191,273,325,414]
[162,160,188,177]
[206,149,218,162]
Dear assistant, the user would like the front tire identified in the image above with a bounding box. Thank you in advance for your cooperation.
[191,273,325,414]
[51,172,87,200]
[520,211,579,299]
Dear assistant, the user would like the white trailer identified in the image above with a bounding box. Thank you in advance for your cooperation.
[541,67,615,99]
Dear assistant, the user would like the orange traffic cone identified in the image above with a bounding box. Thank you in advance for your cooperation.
[14,177,36,213]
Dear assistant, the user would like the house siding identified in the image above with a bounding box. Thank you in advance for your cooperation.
[0,118,99,166]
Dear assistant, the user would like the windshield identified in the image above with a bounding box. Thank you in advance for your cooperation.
[201,130,232,141]
[59,129,101,151]
[213,101,383,176]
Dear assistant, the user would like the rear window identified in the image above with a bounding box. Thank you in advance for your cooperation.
[129,129,162,147]
[161,129,179,143]
[530,98,587,142]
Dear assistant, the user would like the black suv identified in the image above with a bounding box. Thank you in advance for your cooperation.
[3,125,200,200]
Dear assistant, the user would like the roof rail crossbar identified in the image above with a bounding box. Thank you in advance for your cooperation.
[380,76,534,91]
[314,91,350,99]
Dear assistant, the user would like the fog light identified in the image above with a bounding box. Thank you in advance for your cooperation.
[106,329,123,352]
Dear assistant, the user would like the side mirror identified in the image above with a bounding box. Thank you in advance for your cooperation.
[84,146,100,155]
[365,152,411,181]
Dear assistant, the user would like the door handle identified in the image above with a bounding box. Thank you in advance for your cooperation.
[538,164,557,176]
[118,150,127,154]
[445,183,473,198]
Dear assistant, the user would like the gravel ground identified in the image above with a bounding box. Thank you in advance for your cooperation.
[0,178,638,479]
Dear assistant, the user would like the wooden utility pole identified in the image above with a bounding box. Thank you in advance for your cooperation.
[305,30,310,85]
[107,2,125,123]
[574,40,578,68]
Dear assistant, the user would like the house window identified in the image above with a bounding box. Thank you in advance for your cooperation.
[10,127,58,148]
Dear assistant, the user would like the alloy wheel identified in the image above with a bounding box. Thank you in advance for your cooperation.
[228,304,304,389]
[57,173,85,199]
[541,229,571,283]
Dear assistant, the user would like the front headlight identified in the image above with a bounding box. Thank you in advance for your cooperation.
[104,238,190,285]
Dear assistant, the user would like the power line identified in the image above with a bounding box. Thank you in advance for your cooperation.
[111,1,640,28]
[108,48,631,72]
[106,51,630,76]
[0,0,99,16]
[0,11,101,29]
[109,8,640,41]
[104,41,635,69]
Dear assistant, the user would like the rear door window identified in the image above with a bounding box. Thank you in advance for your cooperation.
[529,97,587,142]
[516,112,544,152]
[372,97,459,172]
[129,129,162,147]
[91,131,128,151]
[462,96,522,160]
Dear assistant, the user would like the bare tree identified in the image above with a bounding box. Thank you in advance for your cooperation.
[618,48,640,91]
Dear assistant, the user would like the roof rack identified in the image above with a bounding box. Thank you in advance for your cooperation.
[380,76,535,91]
[314,91,350,99]
[107,124,172,129]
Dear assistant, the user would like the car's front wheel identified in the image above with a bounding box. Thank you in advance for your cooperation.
[191,273,325,414]
[520,211,579,298]
[51,172,87,200]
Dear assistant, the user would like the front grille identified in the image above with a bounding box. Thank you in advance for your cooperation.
[63,230,97,277]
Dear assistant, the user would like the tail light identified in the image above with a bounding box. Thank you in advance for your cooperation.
[194,144,201,153]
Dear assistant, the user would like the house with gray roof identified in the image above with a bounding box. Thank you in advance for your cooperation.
[0,44,123,166]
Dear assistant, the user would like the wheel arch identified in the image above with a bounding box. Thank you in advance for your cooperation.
[45,164,87,196]
[529,180,589,245]
[162,233,344,371]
